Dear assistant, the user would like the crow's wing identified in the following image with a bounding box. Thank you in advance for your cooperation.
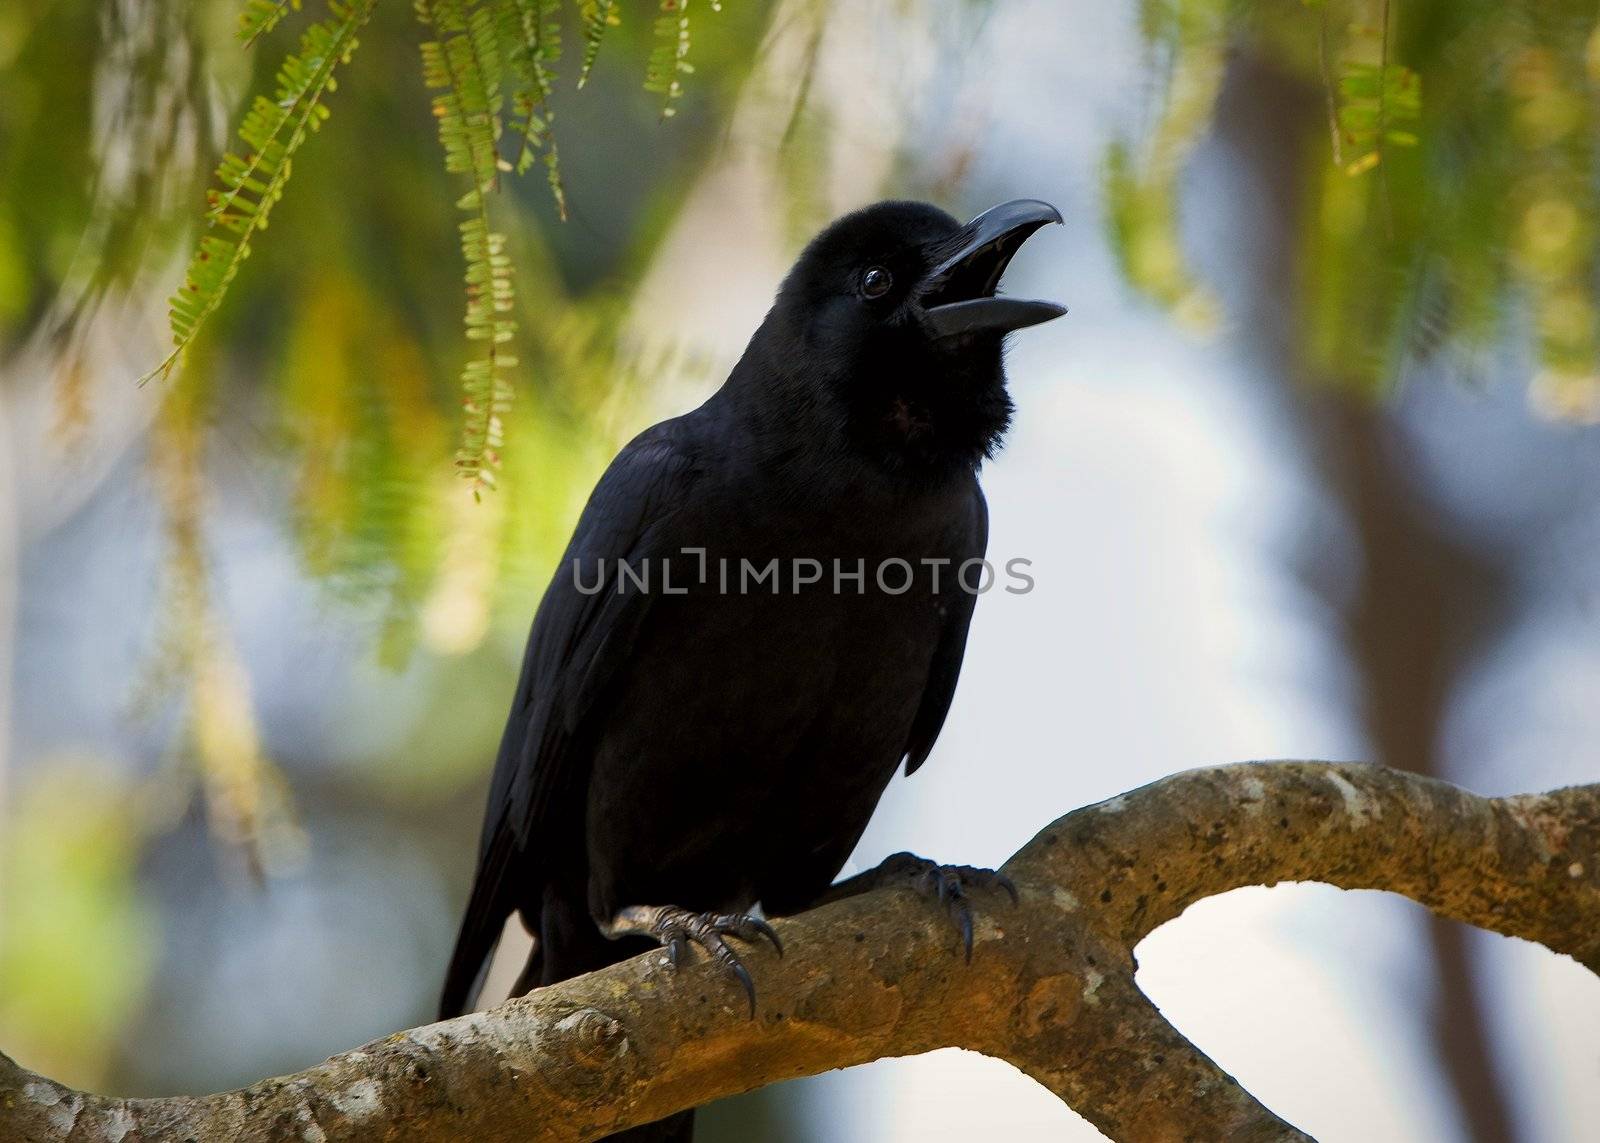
[902,487,987,776]
[439,424,699,1018]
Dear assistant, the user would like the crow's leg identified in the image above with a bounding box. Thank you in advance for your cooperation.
[601,905,782,1017]
[802,852,1018,963]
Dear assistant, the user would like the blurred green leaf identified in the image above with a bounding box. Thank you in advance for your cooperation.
[1110,0,1600,416]
[0,763,159,1090]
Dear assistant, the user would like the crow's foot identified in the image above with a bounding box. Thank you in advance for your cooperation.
[865,852,1018,963]
[604,905,782,1017]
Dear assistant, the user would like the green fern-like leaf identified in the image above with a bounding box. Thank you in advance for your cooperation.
[499,0,567,215]
[418,0,519,495]
[1338,59,1421,169]
[418,0,508,195]
[645,0,698,119]
[578,0,620,89]
[1334,21,1422,176]
[144,0,375,385]
[456,216,517,494]
[239,0,300,45]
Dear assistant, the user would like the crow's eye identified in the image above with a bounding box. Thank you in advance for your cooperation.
[860,266,892,299]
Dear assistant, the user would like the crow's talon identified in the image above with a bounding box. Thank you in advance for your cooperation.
[610,905,778,1018]
[887,854,1016,964]
[715,912,785,958]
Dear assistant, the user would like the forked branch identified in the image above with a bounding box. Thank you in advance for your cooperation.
[4,762,1597,1142]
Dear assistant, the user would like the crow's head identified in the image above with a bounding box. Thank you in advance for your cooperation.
[759,198,1064,477]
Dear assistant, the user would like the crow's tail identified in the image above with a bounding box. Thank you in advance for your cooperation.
[442,866,696,1140]
[438,830,522,1021]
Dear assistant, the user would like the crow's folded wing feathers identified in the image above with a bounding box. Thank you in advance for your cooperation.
[439,426,698,1018]
[902,488,987,777]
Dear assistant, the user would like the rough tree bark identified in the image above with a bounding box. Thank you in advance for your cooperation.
[4,761,1597,1142]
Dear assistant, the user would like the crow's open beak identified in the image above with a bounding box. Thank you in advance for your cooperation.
[920,199,1066,340]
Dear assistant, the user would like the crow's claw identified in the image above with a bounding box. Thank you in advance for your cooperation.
[715,912,785,958]
[606,905,779,1018]
[890,854,1017,964]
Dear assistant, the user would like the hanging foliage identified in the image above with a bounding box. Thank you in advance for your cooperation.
[1111,0,1600,416]
[144,0,734,489]
[144,0,378,386]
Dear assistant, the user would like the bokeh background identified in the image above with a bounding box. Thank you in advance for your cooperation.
[3,1,1599,1139]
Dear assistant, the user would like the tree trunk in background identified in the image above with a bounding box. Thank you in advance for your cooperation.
[1323,400,1513,1143]
[0,383,15,917]
[1213,50,1519,1143]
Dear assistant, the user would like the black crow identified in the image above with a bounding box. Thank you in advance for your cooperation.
[439,199,1064,1141]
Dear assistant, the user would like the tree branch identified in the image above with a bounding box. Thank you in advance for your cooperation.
[4,762,1597,1142]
